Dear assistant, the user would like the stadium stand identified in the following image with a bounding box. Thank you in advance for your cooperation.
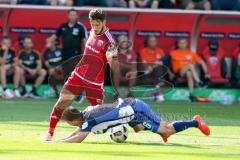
[0,5,240,100]
[0,0,239,11]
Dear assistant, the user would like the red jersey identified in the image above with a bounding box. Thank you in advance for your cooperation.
[73,29,115,86]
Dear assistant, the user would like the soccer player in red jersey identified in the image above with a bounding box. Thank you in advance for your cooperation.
[43,8,118,141]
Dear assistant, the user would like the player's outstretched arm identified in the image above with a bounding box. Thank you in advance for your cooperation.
[54,131,90,143]
[61,127,81,140]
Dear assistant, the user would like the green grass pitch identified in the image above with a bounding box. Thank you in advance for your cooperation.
[0,99,239,160]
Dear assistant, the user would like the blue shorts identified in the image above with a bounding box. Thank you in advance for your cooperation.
[129,99,161,133]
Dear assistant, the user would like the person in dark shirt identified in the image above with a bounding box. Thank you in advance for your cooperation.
[0,37,22,99]
[51,8,88,102]
[52,9,87,61]
[43,37,64,97]
[18,37,47,98]
[179,0,211,10]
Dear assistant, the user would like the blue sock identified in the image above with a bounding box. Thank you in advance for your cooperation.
[172,120,198,133]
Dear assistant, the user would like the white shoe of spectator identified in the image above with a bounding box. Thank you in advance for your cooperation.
[14,89,22,98]
[2,89,14,99]
[156,94,165,103]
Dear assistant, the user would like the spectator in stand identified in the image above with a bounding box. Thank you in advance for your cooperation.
[150,0,176,8]
[77,0,108,7]
[18,0,48,5]
[106,0,127,7]
[112,35,137,99]
[232,43,240,88]
[179,0,211,10]
[128,0,159,8]
[51,9,87,77]
[65,0,74,6]
[210,0,240,11]
[43,37,64,97]
[51,9,87,102]
[18,37,47,98]
[0,0,18,4]
[58,0,75,6]
[0,37,22,99]
[49,0,59,5]
[139,35,166,102]
[170,38,209,101]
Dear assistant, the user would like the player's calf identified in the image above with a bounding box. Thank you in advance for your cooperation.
[47,89,76,138]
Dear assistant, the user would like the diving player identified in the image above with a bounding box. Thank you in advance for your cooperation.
[51,98,210,143]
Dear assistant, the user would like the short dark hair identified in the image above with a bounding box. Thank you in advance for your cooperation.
[62,106,83,121]
[89,8,106,21]
[68,8,77,14]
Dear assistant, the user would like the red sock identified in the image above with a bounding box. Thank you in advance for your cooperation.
[48,107,64,136]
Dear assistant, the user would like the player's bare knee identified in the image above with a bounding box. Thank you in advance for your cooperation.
[40,69,47,77]
[14,66,21,73]
[54,97,73,109]
[186,71,192,78]
[133,125,144,133]
[0,65,6,71]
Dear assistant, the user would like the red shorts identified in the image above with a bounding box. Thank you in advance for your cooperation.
[63,73,104,106]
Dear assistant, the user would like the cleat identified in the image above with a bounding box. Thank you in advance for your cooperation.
[41,132,53,141]
[2,89,14,99]
[162,136,168,143]
[194,115,210,136]
[156,94,165,103]
[14,89,22,98]
[189,95,197,102]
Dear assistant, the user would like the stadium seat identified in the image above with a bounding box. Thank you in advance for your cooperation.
[201,40,229,85]
[231,46,240,87]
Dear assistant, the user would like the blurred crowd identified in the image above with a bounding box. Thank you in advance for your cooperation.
[0,9,240,102]
[0,0,240,11]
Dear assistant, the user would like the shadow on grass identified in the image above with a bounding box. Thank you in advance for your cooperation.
[0,149,239,158]
[0,122,72,129]
[83,141,209,149]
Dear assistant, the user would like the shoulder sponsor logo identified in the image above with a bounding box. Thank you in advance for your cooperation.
[137,30,161,37]
[10,27,36,34]
[200,32,225,39]
[228,33,240,40]
[39,28,57,34]
[165,31,189,38]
